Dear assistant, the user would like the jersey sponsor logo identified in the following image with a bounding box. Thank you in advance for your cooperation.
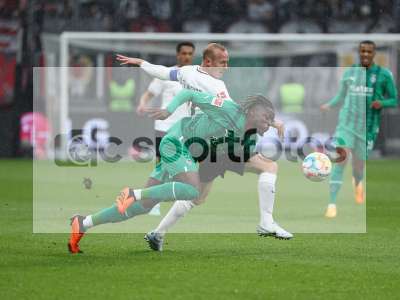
[217,91,228,99]
[370,74,376,83]
[349,85,373,96]
[211,96,225,107]
[180,79,202,93]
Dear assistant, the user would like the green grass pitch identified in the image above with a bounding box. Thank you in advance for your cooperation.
[1,159,400,299]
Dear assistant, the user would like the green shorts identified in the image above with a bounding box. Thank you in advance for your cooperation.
[150,135,198,183]
[334,128,367,160]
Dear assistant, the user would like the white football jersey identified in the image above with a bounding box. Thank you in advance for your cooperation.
[148,77,190,132]
[176,65,231,99]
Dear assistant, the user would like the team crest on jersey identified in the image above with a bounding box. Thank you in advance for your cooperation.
[370,74,376,83]
[217,91,228,99]
[211,96,225,107]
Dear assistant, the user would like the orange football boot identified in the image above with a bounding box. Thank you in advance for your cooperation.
[68,215,86,254]
[352,178,365,204]
[325,204,337,218]
[115,187,136,215]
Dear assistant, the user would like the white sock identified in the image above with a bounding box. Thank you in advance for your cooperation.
[133,189,142,200]
[148,203,161,216]
[258,172,277,228]
[83,215,93,229]
[154,200,195,235]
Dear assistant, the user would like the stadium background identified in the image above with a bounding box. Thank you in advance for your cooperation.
[0,0,399,158]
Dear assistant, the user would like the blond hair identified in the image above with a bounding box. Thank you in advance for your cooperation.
[202,43,227,60]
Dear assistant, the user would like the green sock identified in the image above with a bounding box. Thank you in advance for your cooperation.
[329,164,345,204]
[352,169,364,186]
[90,182,199,228]
[141,181,199,202]
[92,202,148,226]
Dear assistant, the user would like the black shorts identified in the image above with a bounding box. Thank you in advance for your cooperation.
[198,151,257,182]
[155,130,166,160]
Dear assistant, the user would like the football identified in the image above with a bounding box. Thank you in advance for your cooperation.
[302,152,332,182]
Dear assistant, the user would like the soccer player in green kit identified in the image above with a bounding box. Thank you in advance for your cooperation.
[321,40,398,218]
[68,90,275,253]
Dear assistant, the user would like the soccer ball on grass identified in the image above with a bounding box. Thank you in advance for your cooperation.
[302,152,332,182]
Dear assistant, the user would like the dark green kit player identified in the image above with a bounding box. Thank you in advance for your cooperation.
[321,40,398,218]
[68,89,275,253]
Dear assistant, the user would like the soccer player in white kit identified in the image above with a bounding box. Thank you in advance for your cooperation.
[136,42,195,216]
[117,43,293,251]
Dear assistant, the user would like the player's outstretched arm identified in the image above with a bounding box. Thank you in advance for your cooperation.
[146,89,229,121]
[323,68,351,109]
[144,89,195,119]
[116,54,144,66]
[116,54,175,81]
[145,89,204,120]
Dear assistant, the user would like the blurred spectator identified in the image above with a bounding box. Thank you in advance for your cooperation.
[278,0,325,33]
[228,19,270,33]
[279,19,322,33]
[79,2,109,31]
[247,0,274,22]
[181,0,210,32]
[0,0,17,18]
[147,0,172,21]
[27,0,400,34]
[367,13,394,33]
[247,0,277,31]
[115,0,140,31]
[19,112,50,159]
[209,0,244,32]
[129,0,172,32]
[42,0,74,33]
[120,0,140,19]
[130,17,172,32]
[182,16,210,33]
[367,0,396,32]
[0,0,18,107]
[180,0,209,20]
[227,0,277,33]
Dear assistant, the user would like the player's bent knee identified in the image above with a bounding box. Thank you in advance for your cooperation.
[258,159,278,174]
[247,154,278,174]
[173,182,200,201]
[193,194,207,205]
[268,161,278,174]
[192,185,210,205]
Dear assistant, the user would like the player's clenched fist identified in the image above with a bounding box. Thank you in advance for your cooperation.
[116,54,144,66]
[370,100,382,109]
[320,103,331,112]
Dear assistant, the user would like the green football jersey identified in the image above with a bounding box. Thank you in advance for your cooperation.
[165,89,246,153]
[328,64,398,140]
